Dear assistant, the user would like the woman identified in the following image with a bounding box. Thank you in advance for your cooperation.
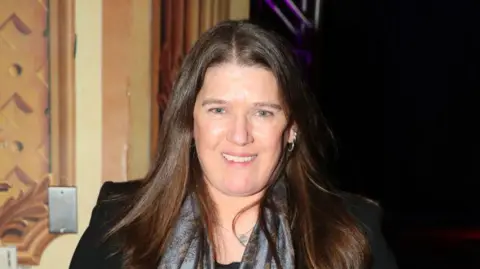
[70,20,397,269]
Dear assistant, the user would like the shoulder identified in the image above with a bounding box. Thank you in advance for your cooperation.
[341,193,399,269]
[94,180,143,220]
[97,179,143,202]
[69,180,142,269]
[342,193,382,233]
[91,180,144,234]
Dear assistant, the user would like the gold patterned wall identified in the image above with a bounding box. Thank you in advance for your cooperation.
[0,0,75,265]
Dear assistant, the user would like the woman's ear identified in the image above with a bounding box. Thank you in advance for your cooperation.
[287,124,298,143]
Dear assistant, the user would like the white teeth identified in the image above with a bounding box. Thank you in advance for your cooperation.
[222,153,256,163]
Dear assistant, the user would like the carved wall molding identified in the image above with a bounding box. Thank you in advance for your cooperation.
[0,0,75,265]
[0,175,56,264]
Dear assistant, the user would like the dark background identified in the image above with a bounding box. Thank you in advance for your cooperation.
[250,0,479,268]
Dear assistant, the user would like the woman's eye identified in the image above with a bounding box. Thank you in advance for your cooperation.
[256,110,273,117]
[208,107,225,114]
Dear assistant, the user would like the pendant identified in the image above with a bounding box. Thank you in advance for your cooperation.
[237,234,249,246]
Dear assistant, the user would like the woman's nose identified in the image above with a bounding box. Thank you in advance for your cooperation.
[226,115,253,146]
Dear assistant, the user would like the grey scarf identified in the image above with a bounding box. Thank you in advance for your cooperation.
[158,181,295,268]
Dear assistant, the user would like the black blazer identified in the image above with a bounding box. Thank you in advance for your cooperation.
[70,180,398,269]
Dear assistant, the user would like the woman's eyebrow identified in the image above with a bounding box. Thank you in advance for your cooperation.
[201,98,227,106]
[253,102,283,111]
[201,99,282,111]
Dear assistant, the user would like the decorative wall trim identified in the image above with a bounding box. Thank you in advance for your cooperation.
[49,0,76,187]
[0,176,56,264]
[0,0,75,265]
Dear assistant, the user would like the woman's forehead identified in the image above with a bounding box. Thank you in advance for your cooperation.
[198,63,282,102]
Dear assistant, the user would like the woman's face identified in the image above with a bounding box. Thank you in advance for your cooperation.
[193,63,296,197]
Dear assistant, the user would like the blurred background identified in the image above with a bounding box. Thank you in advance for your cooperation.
[250,0,478,268]
[0,0,478,268]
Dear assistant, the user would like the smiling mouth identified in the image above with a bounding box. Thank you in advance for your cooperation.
[222,153,257,163]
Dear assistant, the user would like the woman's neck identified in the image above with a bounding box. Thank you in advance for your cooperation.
[209,187,262,232]
[207,186,263,264]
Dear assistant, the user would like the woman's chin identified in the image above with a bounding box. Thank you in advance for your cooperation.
[223,189,254,197]
[205,177,264,197]
[220,183,263,197]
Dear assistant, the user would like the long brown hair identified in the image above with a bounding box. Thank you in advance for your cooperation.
[108,20,371,269]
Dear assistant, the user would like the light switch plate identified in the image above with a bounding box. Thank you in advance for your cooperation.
[0,246,17,269]
[48,187,78,233]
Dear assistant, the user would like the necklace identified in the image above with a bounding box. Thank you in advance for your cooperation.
[218,224,255,247]
[236,226,254,246]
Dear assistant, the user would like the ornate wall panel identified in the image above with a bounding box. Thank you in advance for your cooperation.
[0,0,75,265]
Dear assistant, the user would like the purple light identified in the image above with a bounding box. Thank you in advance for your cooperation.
[264,0,297,34]
[283,0,313,27]
[294,49,312,65]
[262,0,314,66]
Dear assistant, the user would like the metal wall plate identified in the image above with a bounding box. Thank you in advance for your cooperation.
[0,246,17,269]
[48,187,78,233]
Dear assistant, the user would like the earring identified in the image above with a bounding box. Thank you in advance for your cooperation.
[289,130,298,151]
[287,140,295,152]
